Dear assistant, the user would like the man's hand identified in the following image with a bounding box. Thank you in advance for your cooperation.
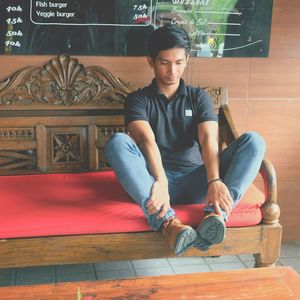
[205,181,233,217]
[146,180,170,219]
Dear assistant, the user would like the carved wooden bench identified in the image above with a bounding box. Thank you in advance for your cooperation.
[0,54,281,269]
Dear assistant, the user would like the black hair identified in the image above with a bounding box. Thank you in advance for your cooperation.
[147,24,191,59]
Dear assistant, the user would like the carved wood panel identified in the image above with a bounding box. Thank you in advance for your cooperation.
[0,54,131,108]
[47,127,88,172]
[0,128,34,140]
[97,126,126,169]
[0,150,36,171]
[0,127,36,173]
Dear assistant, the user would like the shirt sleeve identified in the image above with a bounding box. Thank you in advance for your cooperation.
[124,91,149,126]
[194,88,218,124]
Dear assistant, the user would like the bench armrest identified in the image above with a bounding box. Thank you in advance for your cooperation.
[219,105,280,225]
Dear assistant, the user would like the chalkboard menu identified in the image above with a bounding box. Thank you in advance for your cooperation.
[0,0,273,57]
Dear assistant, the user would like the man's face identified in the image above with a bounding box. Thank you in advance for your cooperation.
[147,48,189,88]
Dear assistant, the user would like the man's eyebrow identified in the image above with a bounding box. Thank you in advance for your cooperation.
[157,57,184,62]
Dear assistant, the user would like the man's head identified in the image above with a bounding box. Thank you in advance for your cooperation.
[146,25,191,94]
[148,24,191,60]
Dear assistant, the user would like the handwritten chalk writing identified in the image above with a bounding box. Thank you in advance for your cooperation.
[6,17,23,24]
[49,2,68,9]
[56,11,75,18]
[36,10,55,18]
[36,1,48,7]
[6,6,23,12]
[172,0,210,5]
[5,40,21,47]
[133,13,148,20]
[133,4,147,11]
[171,7,194,15]
[6,30,23,37]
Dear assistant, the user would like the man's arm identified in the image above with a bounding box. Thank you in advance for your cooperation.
[197,121,233,217]
[127,120,170,219]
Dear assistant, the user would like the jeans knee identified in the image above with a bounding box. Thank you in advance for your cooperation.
[105,133,130,159]
[243,131,266,156]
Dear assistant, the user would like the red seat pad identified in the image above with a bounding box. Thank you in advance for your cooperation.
[0,171,264,239]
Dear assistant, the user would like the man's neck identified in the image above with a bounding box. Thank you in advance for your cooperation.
[157,82,180,100]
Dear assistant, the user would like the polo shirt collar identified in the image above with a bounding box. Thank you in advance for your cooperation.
[149,78,188,98]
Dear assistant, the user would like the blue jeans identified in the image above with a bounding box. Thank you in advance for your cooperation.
[105,132,265,231]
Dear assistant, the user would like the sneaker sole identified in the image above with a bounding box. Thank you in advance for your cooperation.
[193,236,211,251]
[175,228,197,256]
[197,215,226,245]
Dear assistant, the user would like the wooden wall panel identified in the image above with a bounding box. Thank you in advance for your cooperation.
[188,58,250,99]
[270,8,300,58]
[249,58,300,98]
[273,0,300,12]
[0,0,300,241]
[277,181,300,242]
[247,100,300,181]
[225,100,248,134]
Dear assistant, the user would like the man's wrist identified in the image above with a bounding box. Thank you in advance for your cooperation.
[155,176,168,185]
[207,178,223,187]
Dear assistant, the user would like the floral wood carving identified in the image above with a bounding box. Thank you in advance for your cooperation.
[203,87,221,106]
[52,133,81,163]
[0,54,132,107]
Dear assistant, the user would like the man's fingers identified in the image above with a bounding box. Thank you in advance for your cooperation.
[147,203,160,215]
[219,199,230,216]
[157,204,169,219]
[146,194,155,207]
[213,202,222,217]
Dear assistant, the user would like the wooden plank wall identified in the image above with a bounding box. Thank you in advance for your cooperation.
[0,0,299,241]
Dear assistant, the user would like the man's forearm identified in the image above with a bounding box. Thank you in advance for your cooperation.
[138,140,168,184]
[201,140,220,182]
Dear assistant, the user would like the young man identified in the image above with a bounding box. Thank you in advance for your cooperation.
[106,24,265,255]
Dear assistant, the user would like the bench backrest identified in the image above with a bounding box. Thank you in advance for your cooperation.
[0,54,228,175]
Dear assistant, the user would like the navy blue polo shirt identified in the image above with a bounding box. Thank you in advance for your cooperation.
[125,79,218,171]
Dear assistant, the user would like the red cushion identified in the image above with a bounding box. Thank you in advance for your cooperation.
[0,171,264,239]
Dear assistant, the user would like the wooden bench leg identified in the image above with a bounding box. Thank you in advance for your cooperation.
[254,223,282,267]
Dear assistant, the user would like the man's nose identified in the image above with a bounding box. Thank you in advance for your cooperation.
[168,64,176,74]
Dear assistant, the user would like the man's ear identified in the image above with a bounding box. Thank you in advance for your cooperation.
[147,56,154,68]
[186,54,190,65]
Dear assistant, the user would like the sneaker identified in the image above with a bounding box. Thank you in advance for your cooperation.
[196,214,226,245]
[193,235,212,251]
[162,217,197,256]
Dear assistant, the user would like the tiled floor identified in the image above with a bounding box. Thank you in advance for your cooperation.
[1,241,300,287]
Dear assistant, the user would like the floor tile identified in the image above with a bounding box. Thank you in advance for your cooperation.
[172,264,211,274]
[56,272,96,283]
[167,257,206,266]
[132,259,169,269]
[134,267,174,277]
[278,258,300,274]
[56,264,96,283]
[244,261,255,269]
[204,255,241,264]
[209,262,247,272]
[96,269,136,280]
[95,261,132,272]
[56,264,94,274]
[0,269,15,286]
[279,242,300,258]
[15,266,55,286]
[238,254,255,263]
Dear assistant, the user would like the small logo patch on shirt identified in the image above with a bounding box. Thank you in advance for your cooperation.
[185,109,193,117]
